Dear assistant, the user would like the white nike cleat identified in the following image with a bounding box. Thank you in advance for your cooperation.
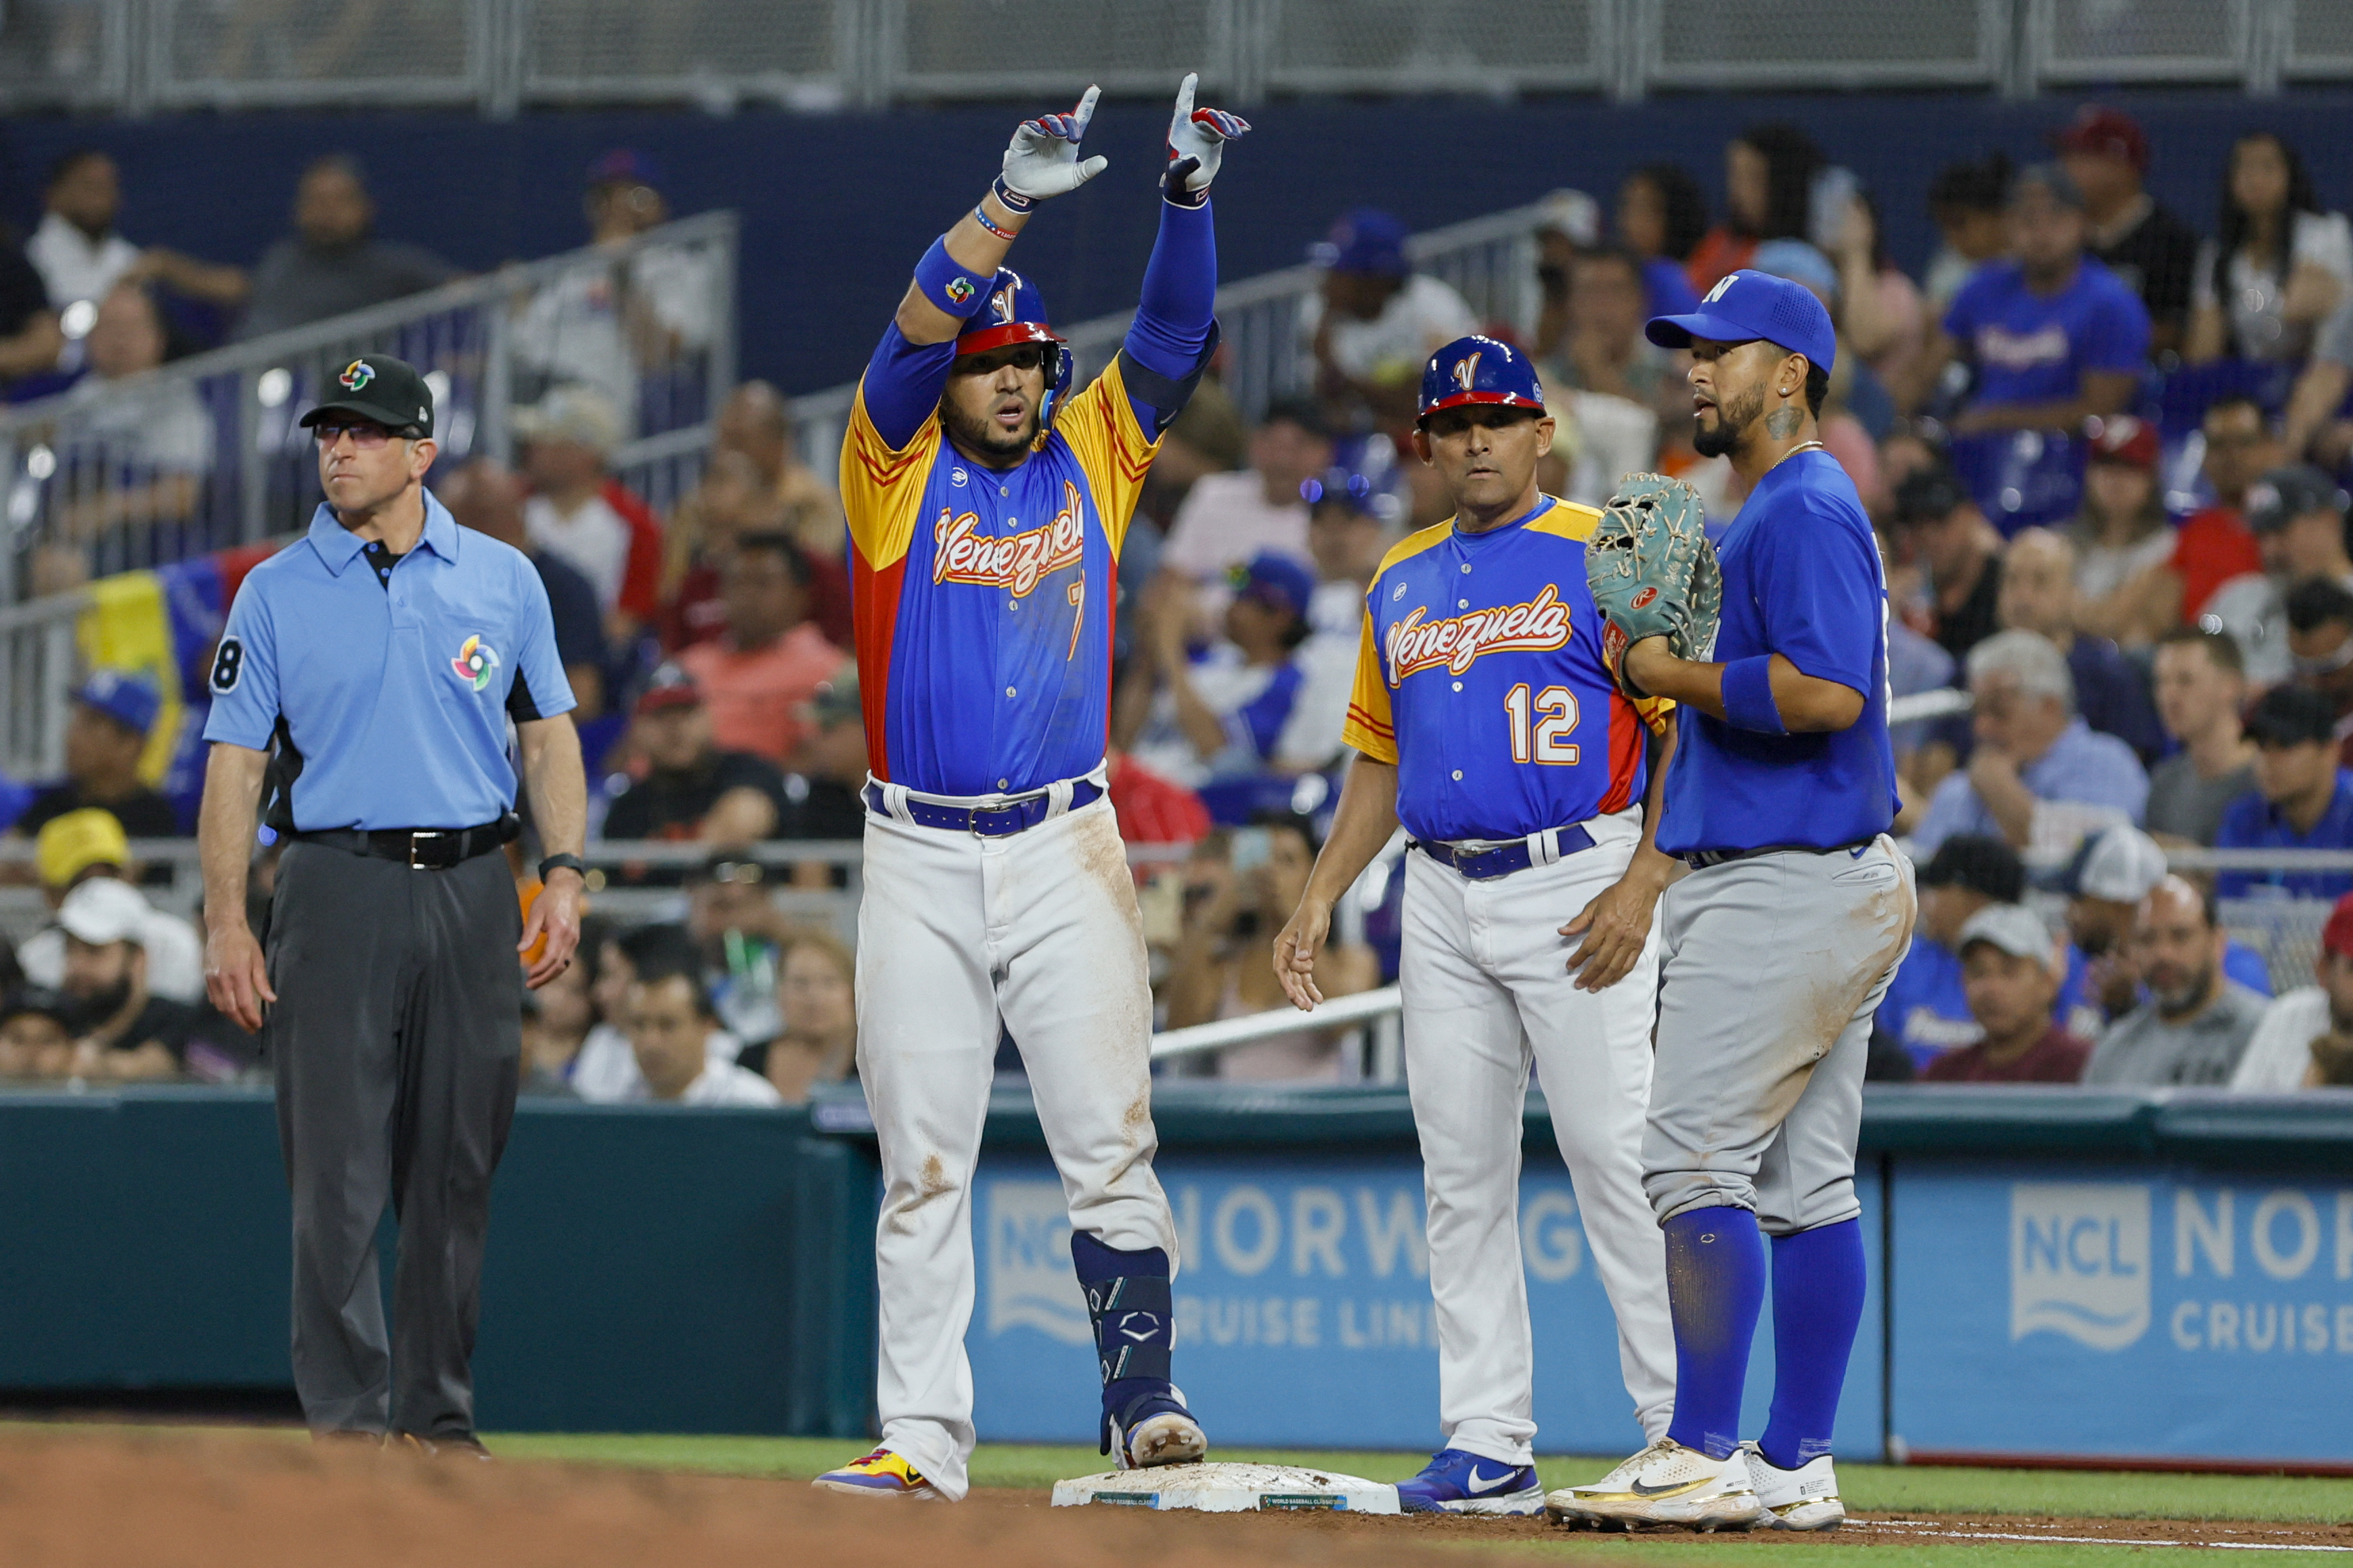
[1744,1443,1845,1531]
[1545,1438,1765,1531]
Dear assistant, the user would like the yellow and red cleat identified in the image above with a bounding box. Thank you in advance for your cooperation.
[812,1448,940,1500]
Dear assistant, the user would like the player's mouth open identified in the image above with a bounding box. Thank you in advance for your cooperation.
[992,398,1028,428]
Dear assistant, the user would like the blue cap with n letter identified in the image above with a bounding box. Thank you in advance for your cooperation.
[1646,269,1837,375]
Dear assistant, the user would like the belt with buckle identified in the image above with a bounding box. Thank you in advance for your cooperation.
[1413,824,1596,882]
[1681,838,1874,871]
[294,816,519,869]
[864,778,1103,838]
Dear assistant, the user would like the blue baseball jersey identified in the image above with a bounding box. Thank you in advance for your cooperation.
[201,493,575,831]
[1343,496,1671,844]
[840,346,1160,798]
[1658,449,1897,855]
[1943,257,2151,409]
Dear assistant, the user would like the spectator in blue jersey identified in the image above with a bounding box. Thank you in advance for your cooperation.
[1912,629,2148,857]
[1908,164,2149,453]
[1995,527,2164,762]
[1118,553,1328,790]
[1614,164,1705,323]
[2216,684,2353,903]
[1879,834,2023,1070]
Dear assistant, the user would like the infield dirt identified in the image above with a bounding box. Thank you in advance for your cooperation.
[3,1427,2349,1566]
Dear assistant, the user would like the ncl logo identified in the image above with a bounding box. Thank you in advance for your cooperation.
[2011,1182,2151,1350]
[986,1180,1092,1344]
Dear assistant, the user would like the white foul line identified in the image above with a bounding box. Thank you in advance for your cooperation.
[1868,1519,2353,1554]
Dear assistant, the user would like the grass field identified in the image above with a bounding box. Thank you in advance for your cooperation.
[481,1433,2353,1565]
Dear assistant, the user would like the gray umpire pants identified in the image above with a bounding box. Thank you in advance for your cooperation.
[1642,836,1916,1234]
[267,841,521,1437]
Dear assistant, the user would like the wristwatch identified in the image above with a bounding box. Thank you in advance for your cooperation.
[537,853,588,884]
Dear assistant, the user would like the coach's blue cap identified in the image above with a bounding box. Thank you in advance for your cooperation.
[1417,334,1545,426]
[76,669,160,738]
[1646,268,1837,376]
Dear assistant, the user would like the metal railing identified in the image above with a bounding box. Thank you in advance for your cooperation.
[0,210,736,609]
[7,0,2348,112]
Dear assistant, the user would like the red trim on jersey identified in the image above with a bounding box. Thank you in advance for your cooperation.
[850,548,907,782]
[1595,688,1644,816]
[1345,702,1395,738]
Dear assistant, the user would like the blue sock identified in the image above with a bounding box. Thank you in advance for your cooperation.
[1758,1218,1867,1473]
[1661,1206,1766,1462]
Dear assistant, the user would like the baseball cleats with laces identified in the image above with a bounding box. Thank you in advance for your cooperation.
[1744,1443,1844,1530]
[1109,1383,1207,1470]
[1545,1437,1765,1531]
[1394,1448,1545,1515]
[812,1448,940,1500]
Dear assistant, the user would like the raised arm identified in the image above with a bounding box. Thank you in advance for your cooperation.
[1119,75,1249,436]
[862,87,1109,449]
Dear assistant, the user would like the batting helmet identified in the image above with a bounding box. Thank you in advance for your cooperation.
[1417,335,1545,426]
[954,267,1074,426]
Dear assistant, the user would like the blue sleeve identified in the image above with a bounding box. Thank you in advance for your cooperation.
[200,577,282,749]
[1757,502,1882,694]
[1231,662,1304,759]
[2078,280,2151,374]
[1122,198,1219,433]
[506,556,577,723]
[2211,794,2259,899]
[1941,270,1987,345]
[860,321,959,453]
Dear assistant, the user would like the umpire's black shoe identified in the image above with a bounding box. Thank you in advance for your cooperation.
[395,1432,493,1460]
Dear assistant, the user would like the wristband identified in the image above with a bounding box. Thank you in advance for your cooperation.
[1720,655,1786,736]
[913,236,996,320]
[971,202,1019,241]
[1162,155,1209,209]
[537,853,586,883]
[990,175,1036,215]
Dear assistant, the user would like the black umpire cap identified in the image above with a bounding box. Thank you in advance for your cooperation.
[298,353,435,439]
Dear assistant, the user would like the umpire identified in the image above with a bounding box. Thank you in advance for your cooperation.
[197,354,587,1454]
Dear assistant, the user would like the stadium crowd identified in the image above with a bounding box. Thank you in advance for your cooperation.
[7,107,2353,1091]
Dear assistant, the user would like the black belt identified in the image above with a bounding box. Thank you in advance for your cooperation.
[1413,824,1596,882]
[294,816,519,870]
[864,778,1103,838]
[1681,838,1874,871]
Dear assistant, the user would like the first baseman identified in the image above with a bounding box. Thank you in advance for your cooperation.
[1554,271,1913,1531]
[1273,336,1677,1515]
[197,354,588,1452]
[812,79,1248,1502]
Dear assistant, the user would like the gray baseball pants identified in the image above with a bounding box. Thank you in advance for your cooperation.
[1642,836,1915,1234]
[267,841,522,1437]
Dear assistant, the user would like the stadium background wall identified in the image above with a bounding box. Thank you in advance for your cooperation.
[5,1085,2350,1465]
[5,88,2352,396]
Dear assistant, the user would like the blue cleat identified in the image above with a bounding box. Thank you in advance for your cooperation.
[1394,1448,1545,1515]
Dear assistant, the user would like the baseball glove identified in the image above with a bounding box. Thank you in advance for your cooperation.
[1584,472,1720,698]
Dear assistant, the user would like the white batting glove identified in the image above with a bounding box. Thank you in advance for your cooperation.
[1163,71,1250,206]
[998,85,1107,206]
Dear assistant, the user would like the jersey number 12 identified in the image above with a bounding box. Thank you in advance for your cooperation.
[1504,684,1580,765]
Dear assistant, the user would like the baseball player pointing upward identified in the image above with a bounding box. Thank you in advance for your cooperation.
[1275,338,1677,1515]
[1555,271,1912,1532]
[814,79,1246,1503]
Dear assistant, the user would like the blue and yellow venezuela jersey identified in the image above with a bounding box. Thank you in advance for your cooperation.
[1342,495,1672,845]
[839,359,1157,797]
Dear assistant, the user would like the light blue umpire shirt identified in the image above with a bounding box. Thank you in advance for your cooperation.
[202,490,575,832]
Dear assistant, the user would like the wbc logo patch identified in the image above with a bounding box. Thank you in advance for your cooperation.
[340,359,376,390]
[450,633,499,692]
[945,277,975,306]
